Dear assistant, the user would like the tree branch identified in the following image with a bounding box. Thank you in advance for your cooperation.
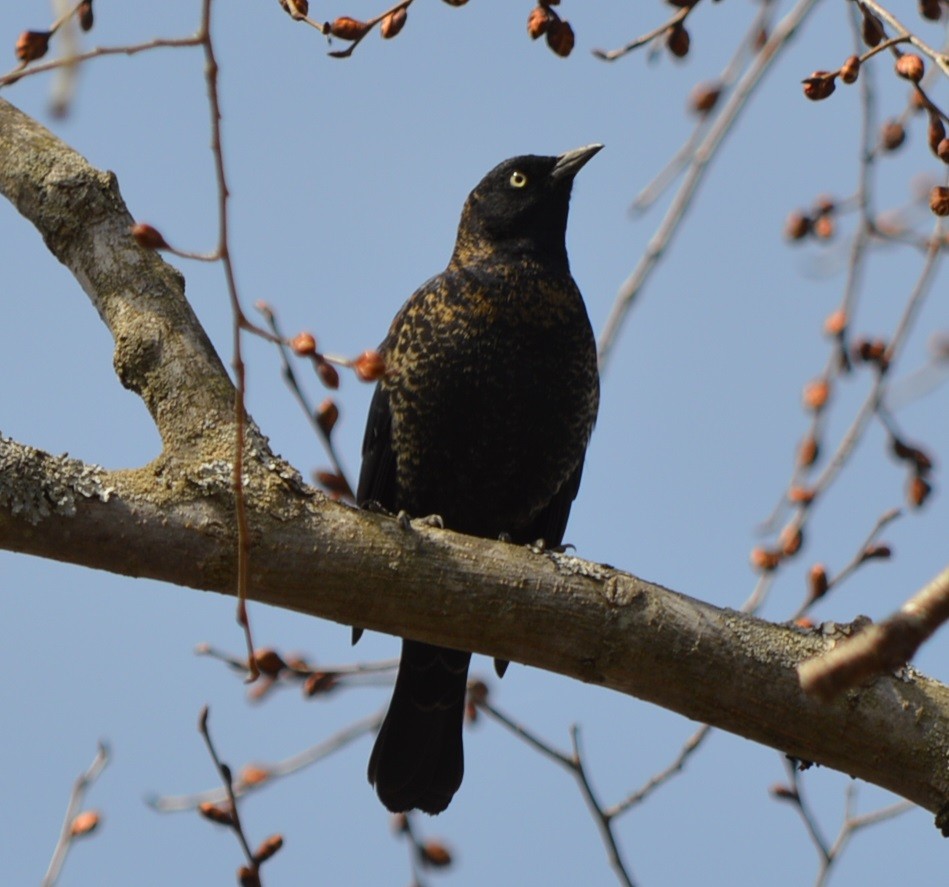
[3,96,949,820]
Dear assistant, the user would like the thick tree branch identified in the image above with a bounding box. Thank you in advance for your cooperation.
[3,96,949,819]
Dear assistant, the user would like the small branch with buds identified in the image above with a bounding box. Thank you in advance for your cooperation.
[799,563,949,701]
[41,742,109,887]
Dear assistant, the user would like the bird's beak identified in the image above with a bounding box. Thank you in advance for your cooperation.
[551,144,603,180]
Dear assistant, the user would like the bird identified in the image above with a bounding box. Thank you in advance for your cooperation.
[357,144,602,815]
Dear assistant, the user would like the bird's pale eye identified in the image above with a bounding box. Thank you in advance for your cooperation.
[509,170,528,188]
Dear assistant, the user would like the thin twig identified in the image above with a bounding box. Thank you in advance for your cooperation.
[41,743,110,887]
[597,0,822,368]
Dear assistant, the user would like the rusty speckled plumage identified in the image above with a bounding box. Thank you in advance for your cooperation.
[358,145,602,815]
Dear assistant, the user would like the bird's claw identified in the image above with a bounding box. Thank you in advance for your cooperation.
[396,511,445,531]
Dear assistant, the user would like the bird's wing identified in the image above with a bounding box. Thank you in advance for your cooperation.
[357,382,397,509]
[517,459,585,548]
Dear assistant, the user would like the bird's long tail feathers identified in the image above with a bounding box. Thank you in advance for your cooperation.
[368,640,471,815]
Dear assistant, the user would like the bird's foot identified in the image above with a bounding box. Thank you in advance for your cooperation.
[396,510,445,531]
[528,538,575,555]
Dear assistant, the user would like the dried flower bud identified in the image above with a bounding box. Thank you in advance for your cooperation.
[797,435,819,468]
[788,486,815,505]
[808,563,829,600]
[467,679,489,704]
[689,82,721,115]
[546,20,575,57]
[291,332,317,356]
[199,802,235,826]
[131,222,168,250]
[527,6,550,39]
[78,0,94,31]
[937,138,949,164]
[802,378,830,411]
[282,0,310,18]
[317,360,340,389]
[70,810,101,836]
[770,783,800,802]
[861,9,885,46]
[785,211,811,241]
[15,30,51,63]
[840,55,860,84]
[862,543,892,561]
[823,308,847,337]
[919,0,942,20]
[896,53,925,83]
[666,23,690,58]
[909,474,932,508]
[930,185,949,217]
[813,215,834,240]
[750,547,782,572]
[780,525,803,557]
[881,119,906,151]
[255,834,284,862]
[380,7,407,39]
[316,398,339,435]
[420,840,453,868]
[802,72,835,101]
[240,765,270,786]
[303,670,339,696]
[253,647,286,677]
[353,349,386,381]
[329,16,370,40]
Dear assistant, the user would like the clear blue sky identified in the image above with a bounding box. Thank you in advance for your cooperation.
[2,1,947,884]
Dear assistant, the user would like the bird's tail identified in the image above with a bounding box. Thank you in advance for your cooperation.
[368,639,471,814]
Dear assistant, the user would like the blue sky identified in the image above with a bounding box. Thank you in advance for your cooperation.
[2,1,948,884]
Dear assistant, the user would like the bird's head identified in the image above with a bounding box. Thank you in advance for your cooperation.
[451,144,602,270]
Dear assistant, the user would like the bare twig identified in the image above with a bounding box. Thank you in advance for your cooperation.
[799,563,949,701]
[41,742,109,887]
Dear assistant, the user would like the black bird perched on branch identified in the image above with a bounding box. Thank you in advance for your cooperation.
[357,144,602,814]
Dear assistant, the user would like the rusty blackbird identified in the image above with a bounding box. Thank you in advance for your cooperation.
[358,145,602,814]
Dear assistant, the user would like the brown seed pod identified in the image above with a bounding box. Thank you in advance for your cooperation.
[797,435,819,468]
[70,810,101,836]
[316,398,340,435]
[862,543,892,561]
[823,308,847,337]
[545,19,575,57]
[441,0,469,6]
[928,113,946,154]
[896,53,925,83]
[291,332,317,356]
[919,0,942,21]
[240,765,270,786]
[255,834,284,862]
[840,55,860,84]
[937,138,949,164]
[930,185,949,217]
[420,840,453,868]
[666,23,690,58]
[329,16,370,40]
[808,563,829,600]
[881,119,906,151]
[199,802,235,826]
[785,211,811,241]
[780,524,803,557]
[380,7,407,39]
[527,6,550,39]
[802,378,830,411]
[909,474,933,508]
[750,547,782,572]
[315,470,350,496]
[317,360,340,389]
[238,867,262,887]
[689,82,721,115]
[802,72,836,101]
[813,215,834,240]
[253,648,287,677]
[861,8,885,46]
[353,349,386,381]
[78,0,94,32]
[788,486,816,505]
[15,30,51,62]
[131,223,168,250]
[303,670,339,696]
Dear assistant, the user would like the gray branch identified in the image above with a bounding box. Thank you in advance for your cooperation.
[2,96,948,818]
